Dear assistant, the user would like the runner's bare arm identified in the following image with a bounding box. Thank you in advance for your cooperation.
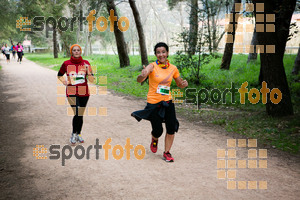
[87,75,95,83]
[137,64,154,83]
[57,75,68,86]
[174,76,188,88]
[85,63,95,83]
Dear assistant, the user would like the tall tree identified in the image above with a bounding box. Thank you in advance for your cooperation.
[58,29,75,57]
[58,0,83,57]
[106,0,130,67]
[14,0,46,47]
[53,27,59,58]
[292,46,300,75]
[253,0,295,116]
[0,0,19,40]
[188,0,198,55]
[129,0,149,66]
[247,27,258,63]
[246,9,258,63]
[167,0,198,55]
[201,0,226,53]
[149,1,170,44]
[220,0,241,70]
[47,0,68,58]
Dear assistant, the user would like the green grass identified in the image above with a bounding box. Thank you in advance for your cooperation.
[25,53,300,154]
[24,53,66,68]
[225,113,300,153]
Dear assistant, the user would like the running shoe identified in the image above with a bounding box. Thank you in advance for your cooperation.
[77,134,84,143]
[70,133,77,144]
[150,138,158,153]
[163,151,174,162]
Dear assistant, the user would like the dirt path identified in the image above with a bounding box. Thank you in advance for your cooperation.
[0,56,299,200]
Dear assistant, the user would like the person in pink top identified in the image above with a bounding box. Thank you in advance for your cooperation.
[1,45,5,58]
[16,42,23,64]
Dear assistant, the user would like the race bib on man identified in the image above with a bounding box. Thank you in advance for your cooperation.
[156,85,170,95]
[70,74,85,85]
[18,48,21,51]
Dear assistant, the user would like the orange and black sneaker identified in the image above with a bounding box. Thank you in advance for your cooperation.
[163,151,174,162]
[150,138,158,153]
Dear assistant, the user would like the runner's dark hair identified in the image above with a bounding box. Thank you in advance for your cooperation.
[142,42,169,85]
[154,42,169,54]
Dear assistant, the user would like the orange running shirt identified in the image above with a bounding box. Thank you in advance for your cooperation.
[147,61,180,104]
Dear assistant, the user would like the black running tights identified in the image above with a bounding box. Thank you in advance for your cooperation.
[67,95,89,134]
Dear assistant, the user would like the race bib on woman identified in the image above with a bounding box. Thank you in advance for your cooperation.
[70,74,85,85]
[156,85,170,95]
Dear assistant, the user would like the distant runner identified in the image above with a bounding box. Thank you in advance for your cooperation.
[11,43,17,60]
[16,42,23,64]
[3,44,10,64]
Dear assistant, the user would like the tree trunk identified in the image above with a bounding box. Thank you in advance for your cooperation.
[212,14,217,53]
[53,27,58,58]
[89,32,92,55]
[220,0,241,70]
[149,1,169,44]
[254,0,295,116]
[247,27,258,63]
[129,0,148,66]
[84,27,89,56]
[188,0,198,56]
[132,40,134,55]
[76,6,82,44]
[9,38,13,46]
[212,2,224,52]
[204,0,212,53]
[58,29,71,58]
[179,4,184,31]
[292,46,300,75]
[215,31,225,52]
[106,0,130,67]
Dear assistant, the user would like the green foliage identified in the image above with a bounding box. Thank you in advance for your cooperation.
[166,0,186,10]
[59,29,77,57]
[174,51,209,85]
[0,0,19,40]
[174,14,214,86]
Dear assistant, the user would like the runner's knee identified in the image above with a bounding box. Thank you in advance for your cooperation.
[166,129,175,135]
[151,128,163,138]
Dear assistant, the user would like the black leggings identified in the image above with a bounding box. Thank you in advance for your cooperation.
[67,95,89,134]
[149,102,177,138]
[17,52,23,62]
